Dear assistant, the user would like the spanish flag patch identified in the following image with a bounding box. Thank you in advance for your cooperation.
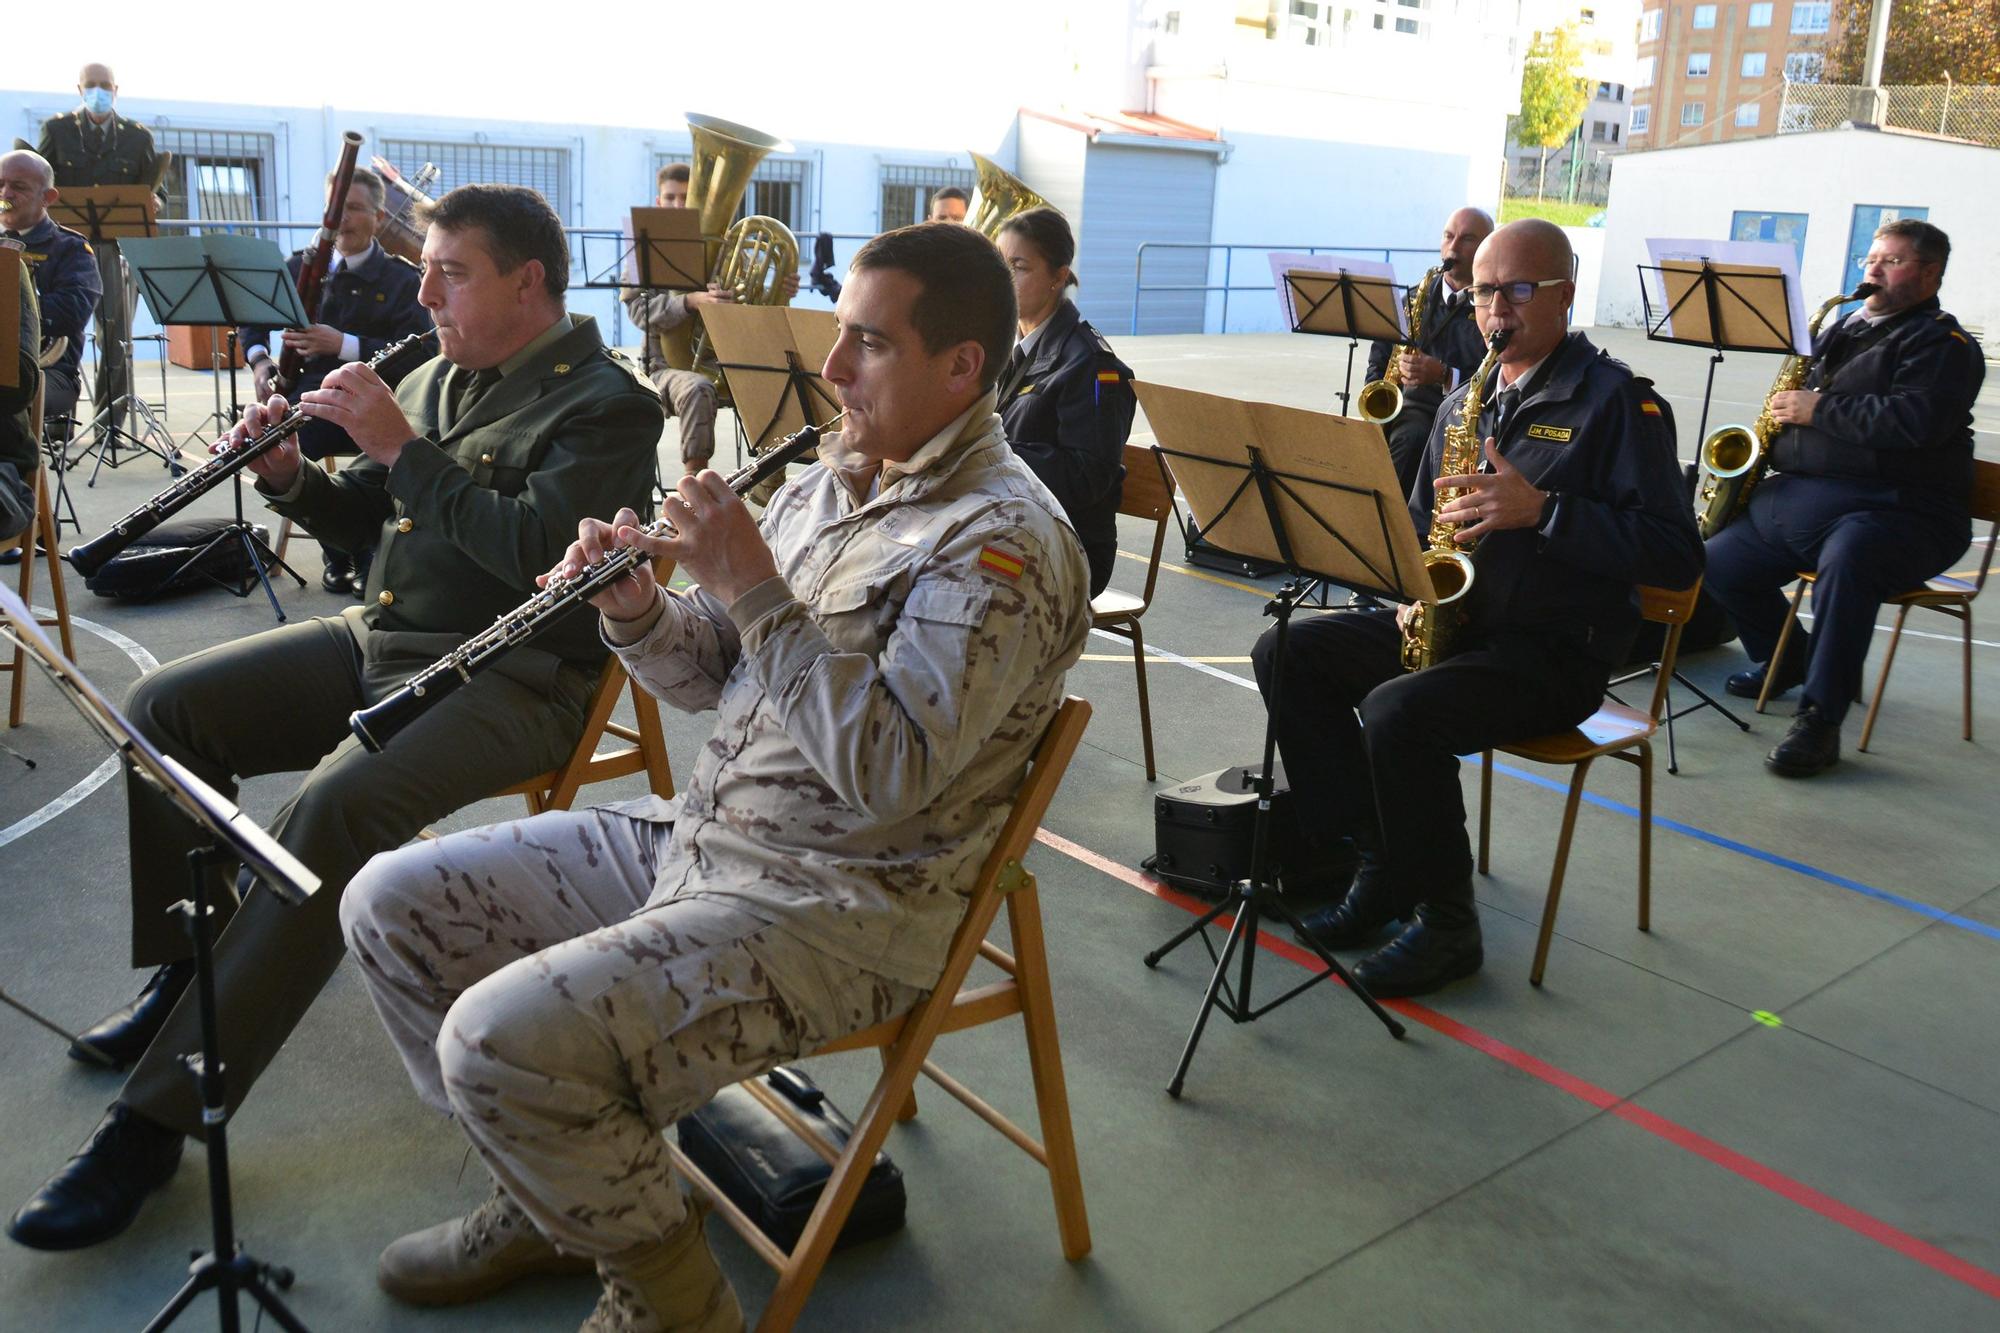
[1950,331,1968,344]
[1640,400,1663,416]
[978,546,1026,581]
[1097,370,1122,384]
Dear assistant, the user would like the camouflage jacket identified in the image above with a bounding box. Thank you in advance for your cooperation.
[611,392,1090,987]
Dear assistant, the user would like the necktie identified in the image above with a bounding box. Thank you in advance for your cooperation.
[456,367,502,422]
[1486,387,1520,445]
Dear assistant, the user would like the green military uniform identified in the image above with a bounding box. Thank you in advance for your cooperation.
[116,313,664,1138]
[37,108,163,425]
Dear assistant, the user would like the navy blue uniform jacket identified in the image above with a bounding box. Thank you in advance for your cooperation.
[9,215,101,386]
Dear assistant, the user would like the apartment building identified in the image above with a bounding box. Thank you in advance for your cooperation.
[1628,0,1837,149]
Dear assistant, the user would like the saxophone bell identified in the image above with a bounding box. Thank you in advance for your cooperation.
[1357,263,1445,426]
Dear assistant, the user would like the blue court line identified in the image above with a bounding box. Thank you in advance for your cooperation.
[1486,759,2000,941]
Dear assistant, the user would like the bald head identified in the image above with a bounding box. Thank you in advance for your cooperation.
[1439,207,1497,286]
[80,64,115,89]
[78,65,117,121]
[1471,219,1576,377]
[0,150,60,232]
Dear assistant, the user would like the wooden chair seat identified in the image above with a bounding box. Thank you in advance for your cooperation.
[1089,587,1145,620]
[1500,700,1656,766]
[666,698,1094,1332]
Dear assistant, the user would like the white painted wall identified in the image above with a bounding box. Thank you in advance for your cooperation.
[1594,127,2000,337]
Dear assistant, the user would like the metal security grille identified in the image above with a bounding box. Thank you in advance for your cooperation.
[653,154,814,232]
[381,139,572,217]
[154,128,278,224]
[1778,82,2000,146]
[878,164,976,229]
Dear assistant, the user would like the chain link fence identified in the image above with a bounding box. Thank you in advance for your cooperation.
[1778,82,2000,145]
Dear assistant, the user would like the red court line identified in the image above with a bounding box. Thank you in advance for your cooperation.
[1033,827,2000,1302]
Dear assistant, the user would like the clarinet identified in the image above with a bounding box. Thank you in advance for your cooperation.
[67,331,439,579]
[348,414,838,753]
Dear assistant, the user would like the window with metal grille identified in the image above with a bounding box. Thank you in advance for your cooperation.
[380,139,572,218]
[878,164,977,230]
[153,128,278,225]
[651,154,814,234]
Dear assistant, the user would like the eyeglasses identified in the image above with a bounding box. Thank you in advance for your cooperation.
[1467,278,1569,308]
[1857,254,1914,270]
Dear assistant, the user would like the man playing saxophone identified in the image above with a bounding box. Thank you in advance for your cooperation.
[1362,207,1493,494]
[1254,219,1702,997]
[1705,219,1984,777]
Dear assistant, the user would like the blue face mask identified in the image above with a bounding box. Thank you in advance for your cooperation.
[81,87,114,117]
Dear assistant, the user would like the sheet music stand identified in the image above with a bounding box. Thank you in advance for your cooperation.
[0,582,318,1333]
[1283,267,1406,417]
[578,207,707,293]
[701,305,840,465]
[1639,260,1795,448]
[1131,381,1419,1096]
[49,186,173,478]
[117,234,311,622]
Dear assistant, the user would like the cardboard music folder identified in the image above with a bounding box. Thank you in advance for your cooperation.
[1134,380,1432,603]
[49,185,158,242]
[627,207,707,291]
[701,305,841,453]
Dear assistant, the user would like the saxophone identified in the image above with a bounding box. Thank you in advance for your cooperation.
[1695,281,1878,538]
[1399,327,1511,672]
[1357,262,1446,425]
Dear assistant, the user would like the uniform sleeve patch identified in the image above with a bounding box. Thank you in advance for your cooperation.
[1525,423,1573,442]
[978,546,1026,580]
[1096,370,1122,384]
[1950,331,1968,344]
[1640,400,1663,416]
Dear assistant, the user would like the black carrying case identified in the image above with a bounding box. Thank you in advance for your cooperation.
[81,517,276,600]
[1145,762,1351,903]
[676,1066,906,1254]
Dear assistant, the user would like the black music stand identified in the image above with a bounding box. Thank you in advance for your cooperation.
[50,185,175,480]
[1132,383,1426,1096]
[1283,267,1406,418]
[0,582,318,1333]
[117,235,310,622]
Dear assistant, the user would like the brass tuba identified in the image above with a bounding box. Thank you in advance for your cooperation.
[1357,262,1445,425]
[1400,328,1511,672]
[662,114,800,384]
[1695,281,1877,538]
[968,152,1052,238]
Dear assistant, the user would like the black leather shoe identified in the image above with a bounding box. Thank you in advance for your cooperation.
[1726,635,1811,700]
[68,960,193,1071]
[320,550,355,595]
[1351,897,1483,999]
[7,1104,184,1250]
[1767,705,1841,777]
[1292,853,1404,952]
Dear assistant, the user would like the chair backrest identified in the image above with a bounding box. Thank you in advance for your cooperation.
[1637,578,1704,721]
[1111,444,1173,610]
[1964,460,2000,596]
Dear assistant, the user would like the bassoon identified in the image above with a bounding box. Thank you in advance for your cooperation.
[274,131,365,395]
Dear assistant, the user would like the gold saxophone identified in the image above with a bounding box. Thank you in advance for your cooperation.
[1695,281,1878,538]
[1357,262,1446,425]
[1400,328,1511,672]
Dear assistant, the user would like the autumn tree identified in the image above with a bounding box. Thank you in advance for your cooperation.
[1510,24,1594,199]
[1826,0,2000,84]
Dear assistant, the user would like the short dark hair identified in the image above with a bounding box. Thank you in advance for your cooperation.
[933,186,970,206]
[328,165,385,213]
[850,223,1015,392]
[1876,217,1950,272]
[997,206,1080,290]
[657,162,691,189]
[428,184,568,299]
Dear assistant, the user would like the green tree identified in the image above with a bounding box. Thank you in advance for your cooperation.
[1826,0,2000,84]
[1511,25,1595,200]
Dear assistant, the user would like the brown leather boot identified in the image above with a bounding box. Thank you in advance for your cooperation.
[581,1203,743,1333]
[378,1183,592,1306]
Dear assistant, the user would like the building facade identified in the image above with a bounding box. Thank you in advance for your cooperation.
[1628,0,1837,151]
[1504,0,1642,202]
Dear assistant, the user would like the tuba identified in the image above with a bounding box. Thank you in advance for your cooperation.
[1357,262,1445,425]
[661,114,800,387]
[1400,328,1511,672]
[968,152,1052,238]
[1695,281,1877,539]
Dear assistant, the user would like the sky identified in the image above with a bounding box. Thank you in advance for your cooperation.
[24,0,1105,150]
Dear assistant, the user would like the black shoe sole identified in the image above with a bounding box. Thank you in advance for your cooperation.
[1353,948,1483,999]
[1291,917,1403,954]
[1766,754,1838,778]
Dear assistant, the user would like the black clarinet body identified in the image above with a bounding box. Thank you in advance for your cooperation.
[348,416,835,753]
[67,331,439,578]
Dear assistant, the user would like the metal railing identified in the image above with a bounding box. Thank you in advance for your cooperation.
[1778,81,2000,146]
[1131,242,1436,336]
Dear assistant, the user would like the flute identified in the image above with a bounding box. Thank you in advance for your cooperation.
[67,330,439,579]
[348,414,839,753]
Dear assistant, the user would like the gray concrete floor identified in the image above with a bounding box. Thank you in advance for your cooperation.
[1,328,1997,1331]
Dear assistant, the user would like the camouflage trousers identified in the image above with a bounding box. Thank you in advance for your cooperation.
[651,366,717,471]
[341,803,926,1256]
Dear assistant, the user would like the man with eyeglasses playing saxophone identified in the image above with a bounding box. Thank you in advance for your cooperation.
[1255,219,1702,998]
[1704,219,1984,777]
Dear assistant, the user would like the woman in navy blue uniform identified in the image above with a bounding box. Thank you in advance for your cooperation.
[994,208,1136,597]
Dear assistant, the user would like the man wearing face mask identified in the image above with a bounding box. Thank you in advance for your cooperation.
[238,165,430,595]
[37,64,163,435]
[1363,207,1494,497]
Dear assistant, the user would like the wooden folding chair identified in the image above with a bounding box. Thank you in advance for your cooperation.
[1477,581,1701,986]
[496,653,676,814]
[1090,445,1173,780]
[667,697,1094,1332]
[1757,459,2000,751]
[4,364,77,727]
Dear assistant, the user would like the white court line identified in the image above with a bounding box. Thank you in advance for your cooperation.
[0,607,159,851]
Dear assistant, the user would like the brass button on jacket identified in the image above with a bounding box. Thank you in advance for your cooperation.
[396,518,413,533]
[378,590,395,607]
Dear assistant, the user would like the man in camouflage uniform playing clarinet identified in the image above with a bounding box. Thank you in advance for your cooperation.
[341,221,1090,1332]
